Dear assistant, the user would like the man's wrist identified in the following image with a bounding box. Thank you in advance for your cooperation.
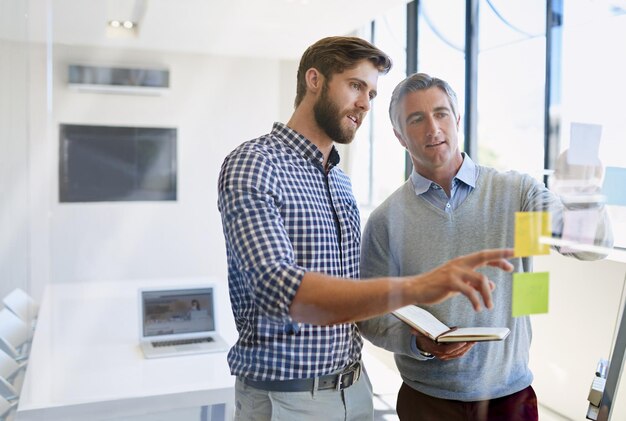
[417,348,434,358]
[411,336,434,360]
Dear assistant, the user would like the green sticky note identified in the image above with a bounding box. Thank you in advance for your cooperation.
[514,211,551,257]
[512,272,549,317]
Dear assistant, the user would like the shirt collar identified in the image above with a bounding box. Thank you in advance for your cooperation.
[271,122,341,169]
[409,152,477,195]
[455,153,477,188]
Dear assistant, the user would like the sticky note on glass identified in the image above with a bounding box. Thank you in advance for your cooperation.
[602,166,626,206]
[514,211,551,257]
[567,122,602,166]
[512,272,549,317]
[561,208,600,253]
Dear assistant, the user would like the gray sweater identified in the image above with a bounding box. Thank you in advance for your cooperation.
[358,166,612,401]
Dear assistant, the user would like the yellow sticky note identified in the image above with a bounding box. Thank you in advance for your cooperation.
[512,272,549,317]
[514,211,551,257]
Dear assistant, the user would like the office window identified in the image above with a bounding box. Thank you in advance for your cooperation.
[418,0,467,151]
[59,124,177,203]
[350,4,408,211]
[477,0,546,179]
[560,1,626,248]
[370,5,409,206]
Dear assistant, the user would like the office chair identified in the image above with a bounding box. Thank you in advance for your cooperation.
[0,310,30,361]
[0,349,24,404]
[2,288,38,326]
[0,377,17,403]
[0,394,17,421]
[0,351,24,385]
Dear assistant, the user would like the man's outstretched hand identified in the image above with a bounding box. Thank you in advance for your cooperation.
[410,248,514,311]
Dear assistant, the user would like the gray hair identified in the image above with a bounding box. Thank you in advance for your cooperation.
[388,73,459,131]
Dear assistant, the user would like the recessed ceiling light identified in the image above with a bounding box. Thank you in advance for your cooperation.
[107,20,136,30]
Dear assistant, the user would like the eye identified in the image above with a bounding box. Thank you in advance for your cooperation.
[351,82,361,91]
[435,111,449,119]
[408,115,423,125]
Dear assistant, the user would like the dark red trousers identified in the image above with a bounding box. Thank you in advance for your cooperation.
[396,382,538,421]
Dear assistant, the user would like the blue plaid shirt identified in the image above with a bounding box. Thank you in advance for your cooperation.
[218,122,362,381]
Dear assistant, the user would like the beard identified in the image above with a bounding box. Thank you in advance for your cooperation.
[313,83,359,145]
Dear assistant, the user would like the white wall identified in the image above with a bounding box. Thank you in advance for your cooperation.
[10,42,297,301]
[49,45,288,284]
[279,60,298,122]
[0,38,31,297]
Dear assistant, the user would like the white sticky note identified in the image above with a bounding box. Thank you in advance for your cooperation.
[567,122,602,166]
[561,208,600,253]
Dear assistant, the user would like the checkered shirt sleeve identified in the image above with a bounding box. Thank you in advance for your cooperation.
[217,122,363,380]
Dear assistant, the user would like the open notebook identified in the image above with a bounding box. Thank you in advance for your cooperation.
[138,285,229,358]
[393,305,510,343]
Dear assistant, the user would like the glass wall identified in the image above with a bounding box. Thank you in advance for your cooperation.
[356,0,626,250]
[418,0,467,152]
[351,4,626,418]
[351,3,408,211]
[3,0,626,419]
[477,0,546,179]
[0,0,32,298]
[561,0,626,248]
[370,5,409,205]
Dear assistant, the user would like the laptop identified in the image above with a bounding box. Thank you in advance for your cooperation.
[138,285,229,359]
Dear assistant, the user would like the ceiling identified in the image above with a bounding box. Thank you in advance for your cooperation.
[15,0,411,60]
[4,0,626,60]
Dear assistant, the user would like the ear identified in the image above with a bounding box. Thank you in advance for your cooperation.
[393,128,408,149]
[455,114,461,130]
[305,68,323,95]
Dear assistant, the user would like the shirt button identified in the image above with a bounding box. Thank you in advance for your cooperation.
[446,203,451,208]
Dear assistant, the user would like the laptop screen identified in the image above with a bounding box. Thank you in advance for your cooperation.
[141,288,215,337]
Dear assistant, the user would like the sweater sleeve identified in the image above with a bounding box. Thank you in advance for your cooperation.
[520,173,614,261]
[358,204,420,357]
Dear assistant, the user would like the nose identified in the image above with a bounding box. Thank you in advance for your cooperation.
[425,116,440,137]
[355,92,371,112]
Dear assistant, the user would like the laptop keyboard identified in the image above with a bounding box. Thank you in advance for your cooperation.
[152,337,215,347]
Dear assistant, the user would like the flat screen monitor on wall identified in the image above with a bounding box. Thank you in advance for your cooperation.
[59,124,177,203]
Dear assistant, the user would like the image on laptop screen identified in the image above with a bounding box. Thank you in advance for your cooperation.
[142,288,215,337]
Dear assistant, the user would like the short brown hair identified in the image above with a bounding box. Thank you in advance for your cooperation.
[294,36,392,107]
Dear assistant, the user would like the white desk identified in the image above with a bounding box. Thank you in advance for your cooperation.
[16,278,237,421]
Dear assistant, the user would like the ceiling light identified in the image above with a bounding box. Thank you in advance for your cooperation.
[107,20,136,30]
[105,0,146,38]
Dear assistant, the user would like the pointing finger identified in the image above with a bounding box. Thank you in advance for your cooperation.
[459,249,514,269]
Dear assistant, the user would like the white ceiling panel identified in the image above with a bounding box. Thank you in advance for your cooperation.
[11,0,411,59]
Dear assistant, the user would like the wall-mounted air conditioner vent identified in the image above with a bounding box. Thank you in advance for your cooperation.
[68,64,169,95]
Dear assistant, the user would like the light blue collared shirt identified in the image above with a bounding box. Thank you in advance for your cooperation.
[408,153,479,358]
[409,153,479,213]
